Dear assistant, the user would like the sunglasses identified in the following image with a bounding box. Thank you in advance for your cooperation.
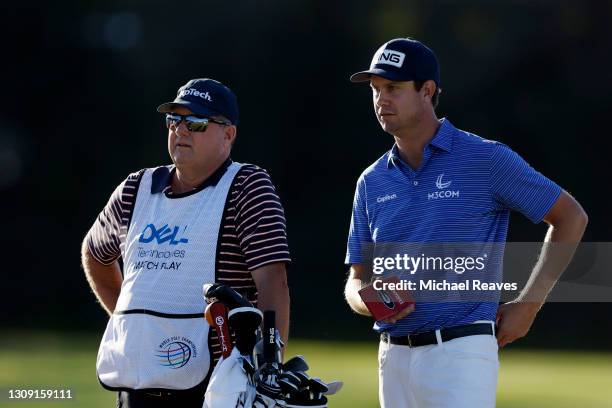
[165,113,231,132]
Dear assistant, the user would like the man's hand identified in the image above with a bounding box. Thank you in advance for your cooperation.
[496,191,587,348]
[81,240,122,315]
[495,301,540,347]
[382,303,415,324]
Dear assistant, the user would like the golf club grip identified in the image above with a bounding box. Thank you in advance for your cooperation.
[263,310,277,363]
[206,302,232,359]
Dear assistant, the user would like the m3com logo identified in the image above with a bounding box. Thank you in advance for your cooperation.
[435,174,452,189]
[428,173,460,200]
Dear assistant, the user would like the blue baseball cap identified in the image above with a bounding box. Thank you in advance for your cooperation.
[157,78,239,125]
[350,38,440,87]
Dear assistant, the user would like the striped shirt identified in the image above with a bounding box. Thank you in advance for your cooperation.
[86,159,291,363]
[346,118,561,336]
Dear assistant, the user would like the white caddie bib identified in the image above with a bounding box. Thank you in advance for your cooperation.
[97,162,242,390]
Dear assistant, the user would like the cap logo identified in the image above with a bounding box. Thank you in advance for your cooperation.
[371,49,405,69]
[180,88,212,102]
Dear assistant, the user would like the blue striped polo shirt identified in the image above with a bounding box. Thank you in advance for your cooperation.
[345,118,562,336]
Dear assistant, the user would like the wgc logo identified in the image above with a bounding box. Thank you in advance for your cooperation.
[156,341,192,369]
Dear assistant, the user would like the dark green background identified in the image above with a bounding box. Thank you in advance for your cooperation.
[2,1,610,348]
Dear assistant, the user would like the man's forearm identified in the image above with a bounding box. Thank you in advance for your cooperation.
[252,263,290,344]
[345,277,372,316]
[81,241,122,315]
[518,213,588,305]
[257,284,290,345]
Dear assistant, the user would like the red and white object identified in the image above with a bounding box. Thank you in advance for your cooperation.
[205,301,232,359]
[358,275,415,321]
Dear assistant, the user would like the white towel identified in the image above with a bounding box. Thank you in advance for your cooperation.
[203,348,248,408]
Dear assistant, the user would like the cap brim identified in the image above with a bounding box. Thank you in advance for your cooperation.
[350,68,413,83]
[156,100,223,119]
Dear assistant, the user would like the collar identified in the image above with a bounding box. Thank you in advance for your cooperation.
[151,158,232,196]
[387,118,455,168]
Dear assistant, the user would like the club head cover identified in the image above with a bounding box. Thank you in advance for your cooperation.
[203,283,252,309]
[228,307,263,355]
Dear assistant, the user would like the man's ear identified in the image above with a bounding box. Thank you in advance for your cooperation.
[225,125,237,145]
[421,80,437,102]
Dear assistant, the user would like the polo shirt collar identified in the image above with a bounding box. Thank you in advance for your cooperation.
[430,118,454,152]
[151,158,233,195]
[387,118,455,168]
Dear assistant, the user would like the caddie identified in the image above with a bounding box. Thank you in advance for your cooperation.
[81,78,290,407]
[343,38,588,407]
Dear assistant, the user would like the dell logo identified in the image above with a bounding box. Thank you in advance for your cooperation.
[138,224,189,245]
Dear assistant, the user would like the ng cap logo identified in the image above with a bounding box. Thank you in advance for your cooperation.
[371,47,406,69]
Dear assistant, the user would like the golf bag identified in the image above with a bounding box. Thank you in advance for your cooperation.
[202,284,342,408]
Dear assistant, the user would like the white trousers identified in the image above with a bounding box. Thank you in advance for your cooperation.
[378,329,499,408]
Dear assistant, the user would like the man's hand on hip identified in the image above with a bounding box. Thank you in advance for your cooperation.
[495,301,540,348]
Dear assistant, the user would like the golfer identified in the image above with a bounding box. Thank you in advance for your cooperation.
[343,38,588,407]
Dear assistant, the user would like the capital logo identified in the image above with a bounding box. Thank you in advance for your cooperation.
[377,290,395,310]
[138,224,189,245]
[372,49,405,68]
[436,174,452,189]
[180,88,212,102]
[156,341,192,369]
[377,193,397,203]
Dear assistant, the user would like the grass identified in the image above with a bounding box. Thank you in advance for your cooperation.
[1,331,611,407]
